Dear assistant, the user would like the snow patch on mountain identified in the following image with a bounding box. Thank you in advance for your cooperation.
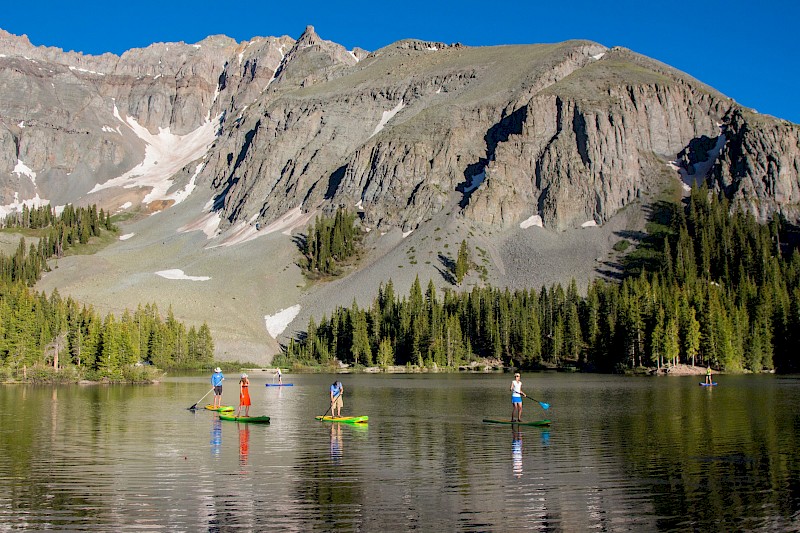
[265,305,301,338]
[520,215,543,229]
[370,100,405,137]
[155,269,211,281]
[13,160,37,183]
[89,105,219,207]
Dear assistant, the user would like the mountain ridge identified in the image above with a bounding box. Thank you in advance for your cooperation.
[2,26,798,362]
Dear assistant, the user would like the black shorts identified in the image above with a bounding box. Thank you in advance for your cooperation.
[214,385,222,395]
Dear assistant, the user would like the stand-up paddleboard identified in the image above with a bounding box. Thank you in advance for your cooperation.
[265,383,293,387]
[205,405,234,412]
[315,415,368,424]
[699,382,718,387]
[218,413,270,423]
[483,418,551,427]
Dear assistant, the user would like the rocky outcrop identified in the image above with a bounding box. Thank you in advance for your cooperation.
[710,109,800,221]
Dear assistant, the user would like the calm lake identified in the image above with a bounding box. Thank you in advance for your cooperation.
[1,372,799,531]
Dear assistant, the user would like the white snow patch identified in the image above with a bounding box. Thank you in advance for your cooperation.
[0,192,48,218]
[193,44,201,49]
[426,46,439,51]
[90,105,219,208]
[370,100,405,137]
[118,201,132,210]
[355,199,363,210]
[153,73,162,80]
[520,215,543,229]
[155,269,210,281]
[581,220,598,228]
[119,233,135,240]
[102,125,122,134]
[592,53,605,60]
[179,210,222,239]
[69,65,104,75]
[212,206,312,248]
[0,54,6,58]
[403,230,413,238]
[436,87,442,94]
[348,50,360,62]
[13,160,37,183]
[17,121,24,128]
[264,305,301,338]
[463,171,485,194]
[144,161,205,206]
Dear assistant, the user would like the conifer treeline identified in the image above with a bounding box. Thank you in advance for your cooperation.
[300,209,362,277]
[1,205,113,285]
[282,188,800,373]
[0,204,214,380]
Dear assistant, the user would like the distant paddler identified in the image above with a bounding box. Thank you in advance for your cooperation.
[211,367,224,408]
[330,381,344,418]
[510,372,527,422]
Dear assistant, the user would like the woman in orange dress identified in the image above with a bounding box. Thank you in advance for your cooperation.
[237,373,251,417]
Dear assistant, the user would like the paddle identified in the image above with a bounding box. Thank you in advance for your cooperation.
[188,388,214,410]
[522,393,550,410]
[319,398,336,419]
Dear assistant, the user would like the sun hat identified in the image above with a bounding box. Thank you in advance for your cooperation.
[214,367,221,373]
[241,373,248,378]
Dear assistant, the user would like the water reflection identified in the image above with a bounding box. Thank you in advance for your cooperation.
[330,424,343,465]
[210,417,222,456]
[512,426,523,477]
[1,374,798,531]
[238,424,250,467]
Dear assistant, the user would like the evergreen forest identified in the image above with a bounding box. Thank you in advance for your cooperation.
[298,208,363,278]
[280,188,800,373]
[0,205,214,382]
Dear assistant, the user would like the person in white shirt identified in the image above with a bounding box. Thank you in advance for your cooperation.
[510,372,527,422]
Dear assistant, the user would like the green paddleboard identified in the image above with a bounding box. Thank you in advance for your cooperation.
[218,413,270,424]
[483,418,551,427]
[205,405,234,412]
[315,415,368,424]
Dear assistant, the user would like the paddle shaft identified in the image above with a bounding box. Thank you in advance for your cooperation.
[188,388,214,410]
[321,392,341,418]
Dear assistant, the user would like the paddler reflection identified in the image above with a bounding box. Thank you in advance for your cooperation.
[239,424,250,466]
[210,417,222,456]
[330,423,343,464]
[512,426,523,477]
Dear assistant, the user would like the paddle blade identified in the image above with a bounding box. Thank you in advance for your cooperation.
[538,401,550,410]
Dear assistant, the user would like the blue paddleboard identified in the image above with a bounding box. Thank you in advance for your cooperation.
[699,382,718,386]
[265,383,293,387]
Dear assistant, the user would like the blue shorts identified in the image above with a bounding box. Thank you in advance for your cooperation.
[512,396,522,404]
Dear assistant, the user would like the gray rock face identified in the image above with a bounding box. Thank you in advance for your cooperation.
[1,27,798,232]
[709,109,800,221]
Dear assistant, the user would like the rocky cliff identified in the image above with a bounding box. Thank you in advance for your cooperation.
[2,25,798,231]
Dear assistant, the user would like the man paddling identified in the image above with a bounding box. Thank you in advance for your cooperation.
[510,373,527,422]
[330,381,344,418]
[211,367,224,408]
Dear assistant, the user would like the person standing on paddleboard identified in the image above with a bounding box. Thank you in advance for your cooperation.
[237,373,251,417]
[211,367,224,408]
[275,367,282,385]
[510,373,527,422]
[330,381,344,418]
[705,365,713,385]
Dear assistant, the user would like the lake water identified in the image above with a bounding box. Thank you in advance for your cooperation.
[1,373,798,531]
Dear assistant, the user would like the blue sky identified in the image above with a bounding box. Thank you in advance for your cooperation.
[2,1,798,124]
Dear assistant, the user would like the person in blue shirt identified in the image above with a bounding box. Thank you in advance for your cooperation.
[211,367,224,408]
[329,381,344,418]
